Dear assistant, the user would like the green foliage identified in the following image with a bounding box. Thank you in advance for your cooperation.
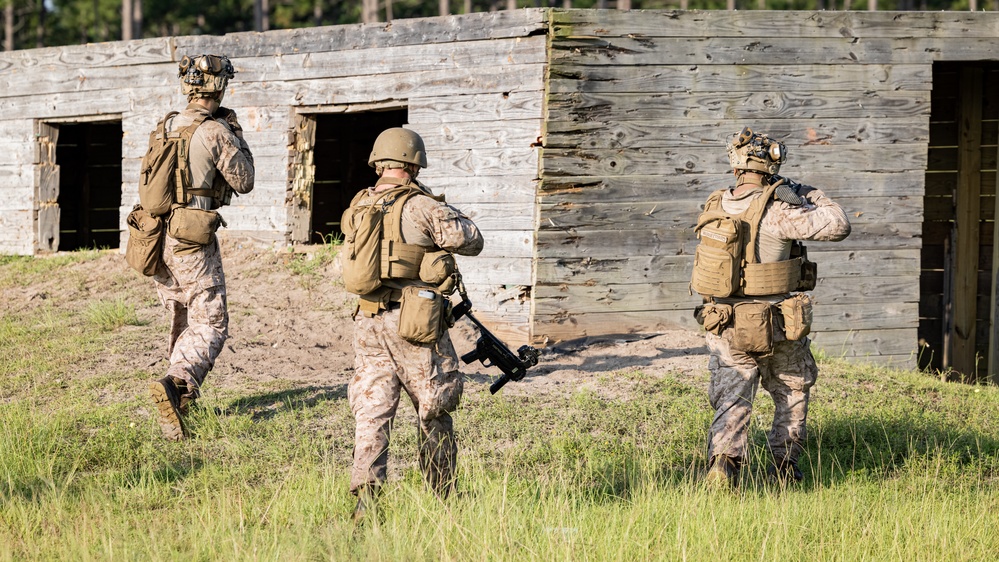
[285,234,342,290]
[0,249,102,288]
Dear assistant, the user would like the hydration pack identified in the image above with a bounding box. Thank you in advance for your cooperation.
[340,185,441,296]
[138,111,211,217]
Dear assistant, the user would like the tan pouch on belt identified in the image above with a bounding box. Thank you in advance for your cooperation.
[732,301,773,354]
[168,207,222,246]
[781,293,813,341]
[398,286,445,344]
[695,303,733,335]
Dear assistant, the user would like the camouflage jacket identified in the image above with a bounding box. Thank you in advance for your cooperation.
[720,176,851,263]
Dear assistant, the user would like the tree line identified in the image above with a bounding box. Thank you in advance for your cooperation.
[1,0,991,52]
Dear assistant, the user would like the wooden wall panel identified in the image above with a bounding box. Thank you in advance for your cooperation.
[532,8,996,365]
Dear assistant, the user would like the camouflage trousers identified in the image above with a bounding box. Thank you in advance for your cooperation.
[705,326,818,465]
[152,235,229,400]
[349,307,463,495]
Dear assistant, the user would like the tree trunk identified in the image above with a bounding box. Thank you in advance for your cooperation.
[4,2,13,51]
[313,0,323,26]
[362,0,378,22]
[385,0,393,21]
[255,0,271,31]
[508,0,517,9]
[36,0,45,47]
[134,0,142,38]
[440,0,449,16]
[868,0,876,10]
[464,0,471,13]
[618,0,631,9]
[123,0,132,40]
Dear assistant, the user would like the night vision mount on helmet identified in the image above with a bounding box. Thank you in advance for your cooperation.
[179,54,235,97]
[727,126,787,176]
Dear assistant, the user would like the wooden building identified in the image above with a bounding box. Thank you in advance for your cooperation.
[2,9,998,376]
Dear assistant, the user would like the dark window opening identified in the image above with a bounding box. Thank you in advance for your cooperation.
[919,62,999,381]
[311,109,408,244]
[56,122,123,250]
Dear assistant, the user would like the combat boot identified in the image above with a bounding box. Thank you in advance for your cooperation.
[149,376,186,441]
[767,458,804,485]
[705,454,740,489]
[352,486,379,525]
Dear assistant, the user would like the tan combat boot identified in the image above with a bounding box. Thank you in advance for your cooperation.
[149,376,187,441]
[705,454,740,489]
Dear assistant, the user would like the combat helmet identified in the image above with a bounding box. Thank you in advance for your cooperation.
[726,127,787,176]
[179,54,235,98]
[368,128,428,169]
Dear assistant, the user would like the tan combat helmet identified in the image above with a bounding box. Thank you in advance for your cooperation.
[179,54,236,98]
[726,126,787,176]
[368,127,428,169]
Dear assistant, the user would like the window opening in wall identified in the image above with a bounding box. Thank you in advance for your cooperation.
[310,109,408,244]
[54,121,123,251]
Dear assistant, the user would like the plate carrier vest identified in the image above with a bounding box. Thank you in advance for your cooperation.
[340,183,444,300]
[690,181,816,299]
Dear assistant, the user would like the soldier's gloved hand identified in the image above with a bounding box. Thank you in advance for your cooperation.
[214,106,244,139]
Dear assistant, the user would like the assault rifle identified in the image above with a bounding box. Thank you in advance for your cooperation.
[451,298,540,394]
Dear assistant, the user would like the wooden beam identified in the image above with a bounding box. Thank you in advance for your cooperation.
[950,66,983,380]
[991,124,999,385]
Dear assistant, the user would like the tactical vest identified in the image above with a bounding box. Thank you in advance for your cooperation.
[139,110,230,217]
[690,182,816,299]
[340,182,443,298]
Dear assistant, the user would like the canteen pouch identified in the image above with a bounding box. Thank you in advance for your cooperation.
[731,301,773,354]
[781,293,813,341]
[125,205,164,276]
[419,250,456,285]
[398,285,445,344]
[167,206,222,246]
[694,303,733,335]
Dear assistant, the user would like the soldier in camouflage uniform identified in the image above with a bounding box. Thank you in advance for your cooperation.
[344,128,483,520]
[148,55,255,441]
[697,128,851,486]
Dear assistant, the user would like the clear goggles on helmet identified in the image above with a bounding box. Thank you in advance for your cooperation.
[178,55,235,78]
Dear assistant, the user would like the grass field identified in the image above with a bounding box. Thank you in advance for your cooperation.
[2,251,998,561]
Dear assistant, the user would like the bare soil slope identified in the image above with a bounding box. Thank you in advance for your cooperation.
[4,238,711,407]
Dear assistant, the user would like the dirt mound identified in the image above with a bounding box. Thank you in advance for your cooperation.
[4,237,711,403]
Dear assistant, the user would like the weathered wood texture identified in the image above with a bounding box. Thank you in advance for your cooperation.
[534,9,999,363]
[0,10,549,345]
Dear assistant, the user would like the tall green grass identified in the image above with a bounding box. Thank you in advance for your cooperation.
[1,253,998,559]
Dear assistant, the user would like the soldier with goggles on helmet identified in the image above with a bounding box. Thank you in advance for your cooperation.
[689,127,851,487]
[147,54,255,441]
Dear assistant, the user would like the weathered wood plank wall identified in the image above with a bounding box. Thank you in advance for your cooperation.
[537,9,999,364]
[0,10,548,344]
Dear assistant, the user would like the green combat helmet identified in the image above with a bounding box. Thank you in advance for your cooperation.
[368,127,428,169]
[726,126,787,176]
[178,54,235,98]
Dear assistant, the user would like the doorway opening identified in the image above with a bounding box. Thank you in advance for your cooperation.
[291,109,408,244]
[39,121,123,251]
[919,62,999,382]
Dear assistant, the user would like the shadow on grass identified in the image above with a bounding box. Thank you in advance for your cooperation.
[223,384,348,420]
[739,411,999,491]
